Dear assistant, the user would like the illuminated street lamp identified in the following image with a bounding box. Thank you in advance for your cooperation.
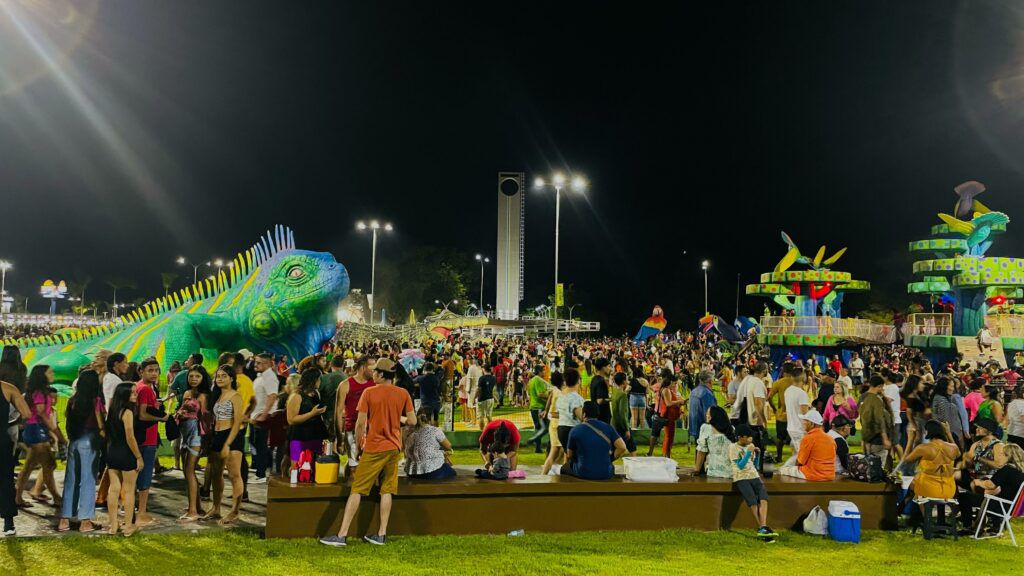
[434,299,459,313]
[357,220,393,323]
[475,254,490,314]
[701,260,710,315]
[176,256,211,285]
[533,172,587,344]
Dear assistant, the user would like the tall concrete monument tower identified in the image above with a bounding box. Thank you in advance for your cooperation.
[496,172,524,319]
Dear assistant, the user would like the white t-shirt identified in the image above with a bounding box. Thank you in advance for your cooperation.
[102,372,122,412]
[252,368,279,419]
[784,385,810,437]
[737,375,767,425]
[883,383,902,424]
[848,358,864,377]
[1007,399,1024,439]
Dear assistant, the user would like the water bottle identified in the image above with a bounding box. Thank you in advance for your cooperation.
[507,529,525,537]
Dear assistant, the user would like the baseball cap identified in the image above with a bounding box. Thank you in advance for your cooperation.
[830,415,853,428]
[375,358,397,373]
[799,409,824,426]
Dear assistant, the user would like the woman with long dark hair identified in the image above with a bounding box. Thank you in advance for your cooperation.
[1,345,27,462]
[14,365,65,508]
[203,365,245,525]
[175,365,211,521]
[931,377,964,449]
[286,367,328,464]
[58,369,106,532]
[694,405,735,478]
[105,382,143,536]
[1,374,31,535]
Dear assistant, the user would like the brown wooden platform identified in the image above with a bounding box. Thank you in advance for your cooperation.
[265,468,897,538]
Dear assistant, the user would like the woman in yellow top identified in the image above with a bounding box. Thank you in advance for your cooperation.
[904,420,960,500]
[578,359,592,399]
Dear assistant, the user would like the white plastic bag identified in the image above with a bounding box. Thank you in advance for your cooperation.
[623,457,678,482]
[803,505,828,535]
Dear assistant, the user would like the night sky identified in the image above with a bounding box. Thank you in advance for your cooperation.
[3,1,1024,333]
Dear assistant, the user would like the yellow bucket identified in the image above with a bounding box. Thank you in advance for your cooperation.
[315,461,340,484]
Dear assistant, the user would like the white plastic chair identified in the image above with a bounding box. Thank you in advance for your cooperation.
[972,480,1024,547]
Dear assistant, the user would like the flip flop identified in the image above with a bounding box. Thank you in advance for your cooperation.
[16,501,33,509]
[57,523,71,533]
[30,494,51,503]
[79,524,99,533]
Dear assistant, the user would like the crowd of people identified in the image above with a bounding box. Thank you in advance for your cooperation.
[1,329,1023,544]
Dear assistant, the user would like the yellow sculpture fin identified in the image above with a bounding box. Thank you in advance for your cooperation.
[973,199,991,215]
[812,245,826,267]
[775,247,799,272]
[938,213,974,236]
[823,247,847,266]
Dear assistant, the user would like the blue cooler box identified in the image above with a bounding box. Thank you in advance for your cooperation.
[828,500,861,543]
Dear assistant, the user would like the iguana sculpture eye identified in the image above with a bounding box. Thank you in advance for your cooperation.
[288,265,305,279]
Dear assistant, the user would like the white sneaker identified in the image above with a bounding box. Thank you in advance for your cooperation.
[249,476,267,485]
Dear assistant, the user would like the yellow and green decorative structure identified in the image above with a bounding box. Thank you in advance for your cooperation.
[907,180,1024,353]
[746,232,889,351]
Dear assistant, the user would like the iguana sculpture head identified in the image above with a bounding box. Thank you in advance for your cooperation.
[244,249,349,360]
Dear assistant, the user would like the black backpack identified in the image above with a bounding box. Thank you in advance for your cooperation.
[847,453,885,482]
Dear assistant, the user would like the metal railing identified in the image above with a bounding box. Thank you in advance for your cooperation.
[759,315,895,343]
[985,315,1024,338]
[904,313,953,337]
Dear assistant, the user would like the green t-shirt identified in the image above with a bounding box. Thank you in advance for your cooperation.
[319,371,347,422]
[528,376,550,410]
[610,387,630,431]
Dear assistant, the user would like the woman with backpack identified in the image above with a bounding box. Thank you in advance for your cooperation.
[57,369,106,532]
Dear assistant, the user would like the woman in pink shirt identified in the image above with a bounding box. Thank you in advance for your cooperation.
[963,378,986,422]
[14,365,66,508]
[822,384,858,430]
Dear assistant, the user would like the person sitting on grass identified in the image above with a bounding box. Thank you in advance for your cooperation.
[475,424,512,480]
[776,409,836,481]
[561,401,627,481]
[730,424,776,538]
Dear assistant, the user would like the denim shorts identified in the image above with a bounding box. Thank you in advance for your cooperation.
[628,393,647,409]
[21,422,50,445]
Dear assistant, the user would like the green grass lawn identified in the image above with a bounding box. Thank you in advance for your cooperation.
[3,524,1022,576]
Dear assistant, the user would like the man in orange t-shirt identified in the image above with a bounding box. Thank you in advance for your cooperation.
[322,358,415,547]
[777,409,836,481]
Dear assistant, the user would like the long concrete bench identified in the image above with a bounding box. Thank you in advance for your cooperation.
[265,470,896,538]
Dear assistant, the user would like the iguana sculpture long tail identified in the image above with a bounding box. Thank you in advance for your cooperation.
[4,226,349,383]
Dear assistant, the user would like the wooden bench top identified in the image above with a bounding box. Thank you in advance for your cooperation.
[269,469,894,500]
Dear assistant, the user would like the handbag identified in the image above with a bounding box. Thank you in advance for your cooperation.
[164,415,180,441]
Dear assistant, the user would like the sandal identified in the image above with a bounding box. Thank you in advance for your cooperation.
[15,501,33,509]
[57,520,71,532]
[177,513,201,522]
[122,525,140,537]
[79,522,99,533]
[218,512,239,526]
[200,510,222,521]
[30,493,51,503]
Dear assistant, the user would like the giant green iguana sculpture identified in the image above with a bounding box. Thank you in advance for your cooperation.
[4,226,349,383]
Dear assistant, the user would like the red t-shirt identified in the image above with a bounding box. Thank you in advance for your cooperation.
[135,381,159,447]
[344,376,375,432]
[478,419,520,450]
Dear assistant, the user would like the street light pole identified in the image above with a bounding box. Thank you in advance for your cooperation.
[701,260,710,315]
[475,254,489,315]
[534,172,586,346]
[358,220,393,324]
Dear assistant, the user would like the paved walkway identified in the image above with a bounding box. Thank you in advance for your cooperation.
[9,468,266,538]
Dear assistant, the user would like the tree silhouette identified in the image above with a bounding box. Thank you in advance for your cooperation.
[105,276,137,308]
[161,271,179,297]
